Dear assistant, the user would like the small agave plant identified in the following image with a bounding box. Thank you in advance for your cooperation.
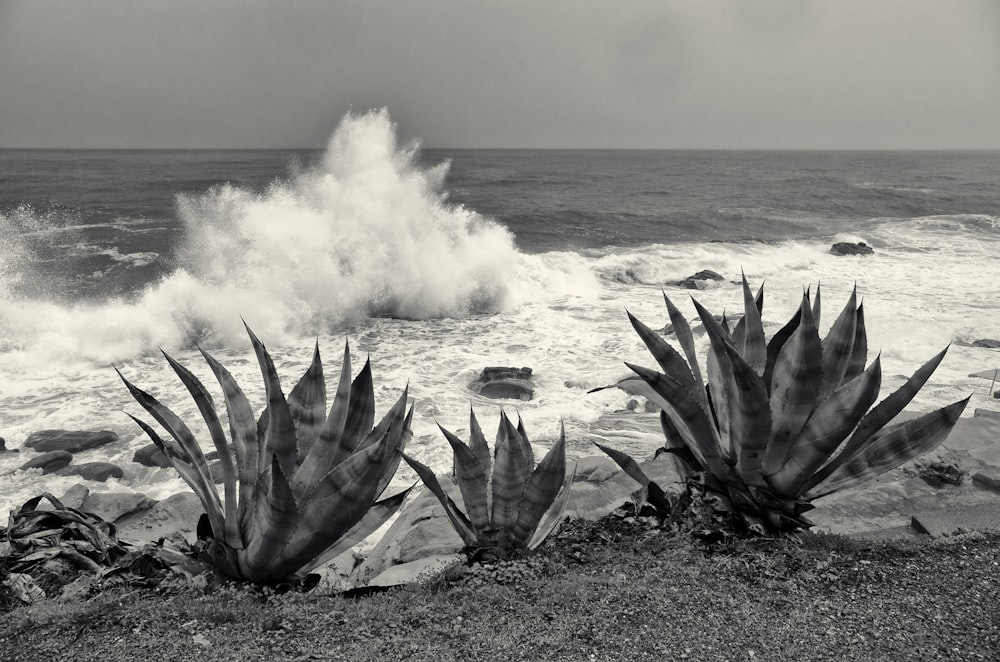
[403,410,574,561]
[597,276,969,534]
[118,326,413,584]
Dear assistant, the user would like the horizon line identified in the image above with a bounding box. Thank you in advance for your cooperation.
[2,146,1000,153]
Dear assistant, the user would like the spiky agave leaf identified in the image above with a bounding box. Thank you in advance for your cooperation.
[508,424,566,547]
[402,452,478,547]
[438,420,491,535]
[490,411,534,536]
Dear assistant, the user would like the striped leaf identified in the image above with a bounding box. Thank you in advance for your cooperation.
[469,409,491,479]
[819,286,858,399]
[527,462,577,551]
[490,412,534,535]
[762,308,801,394]
[117,369,223,521]
[200,347,259,538]
[294,342,354,492]
[595,442,651,487]
[737,275,766,374]
[288,342,327,464]
[762,296,822,478]
[811,283,822,329]
[807,397,969,499]
[338,358,376,459]
[402,453,478,547]
[160,350,241,550]
[439,422,491,535]
[844,303,868,382]
[766,356,881,497]
[663,293,706,408]
[693,298,736,462]
[628,311,696,392]
[719,342,771,488]
[245,323,298,480]
[509,426,567,547]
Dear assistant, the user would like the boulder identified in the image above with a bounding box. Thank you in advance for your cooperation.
[132,443,171,468]
[58,462,124,483]
[367,554,464,588]
[19,450,73,474]
[116,492,203,544]
[0,436,14,453]
[80,491,156,524]
[24,429,119,454]
[564,453,679,521]
[354,483,464,584]
[58,484,90,510]
[476,366,534,401]
[673,270,724,290]
[971,339,1000,349]
[830,242,874,256]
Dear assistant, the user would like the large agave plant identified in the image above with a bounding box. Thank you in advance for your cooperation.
[402,410,574,561]
[118,326,413,584]
[598,277,969,534]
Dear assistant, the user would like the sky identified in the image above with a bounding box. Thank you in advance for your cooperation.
[1,0,999,149]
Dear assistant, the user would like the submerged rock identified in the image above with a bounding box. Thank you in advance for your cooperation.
[476,366,534,401]
[830,241,874,256]
[24,429,119,454]
[19,450,73,474]
[58,462,125,483]
[673,269,724,290]
[971,339,1000,349]
[132,443,171,468]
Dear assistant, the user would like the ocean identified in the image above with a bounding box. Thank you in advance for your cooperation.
[2,109,999,517]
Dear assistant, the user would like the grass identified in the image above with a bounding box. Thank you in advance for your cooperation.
[1,517,998,661]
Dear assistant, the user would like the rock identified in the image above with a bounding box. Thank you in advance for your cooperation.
[208,460,226,484]
[914,460,967,487]
[58,484,90,510]
[564,453,679,521]
[476,366,534,401]
[132,443,171,468]
[367,554,464,588]
[58,462,124,483]
[116,492,203,544]
[482,366,532,381]
[971,339,1000,349]
[79,491,156,524]
[643,400,660,413]
[24,429,119,454]
[830,241,874,256]
[972,473,1000,494]
[968,369,1000,379]
[673,269,724,290]
[0,436,15,453]
[355,483,464,584]
[19,450,73,474]
[911,503,1000,537]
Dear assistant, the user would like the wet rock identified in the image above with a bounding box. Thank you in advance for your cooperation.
[673,270,724,290]
[830,241,874,256]
[971,339,1000,349]
[132,443,171,468]
[58,462,124,483]
[19,450,73,474]
[972,473,1000,494]
[0,436,15,453]
[80,491,156,524]
[476,366,534,401]
[24,429,119,454]
[914,460,967,487]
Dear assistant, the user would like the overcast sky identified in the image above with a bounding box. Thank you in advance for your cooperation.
[2,0,999,149]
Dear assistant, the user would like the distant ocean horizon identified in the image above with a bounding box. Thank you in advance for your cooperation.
[2,110,998,516]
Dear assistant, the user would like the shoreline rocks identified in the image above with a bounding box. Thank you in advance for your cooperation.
[673,269,724,290]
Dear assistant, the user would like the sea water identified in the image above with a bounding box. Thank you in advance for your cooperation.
[1,109,998,516]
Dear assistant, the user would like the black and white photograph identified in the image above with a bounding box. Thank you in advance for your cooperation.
[1,1,999,659]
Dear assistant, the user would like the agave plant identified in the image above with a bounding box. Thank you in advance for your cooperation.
[118,326,413,584]
[402,410,574,561]
[597,276,969,534]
